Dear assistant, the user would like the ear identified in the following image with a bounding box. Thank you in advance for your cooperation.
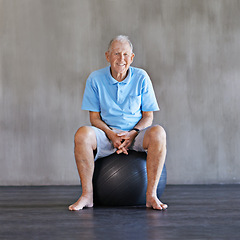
[130,52,135,63]
[105,51,110,62]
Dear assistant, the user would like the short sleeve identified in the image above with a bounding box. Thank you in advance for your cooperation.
[141,75,160,112]
[81,76,100,112]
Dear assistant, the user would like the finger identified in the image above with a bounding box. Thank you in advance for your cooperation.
[118,140,129,150]
[116,147,128,155]
[117,131,128,136]
[114,139,123,148]
[116,149,123,154]
[121,147,129,155]
[117,133,130,140]
[119,139,132,149]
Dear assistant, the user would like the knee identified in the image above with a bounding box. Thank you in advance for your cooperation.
[74,126,95,146]
[148,125,166,146]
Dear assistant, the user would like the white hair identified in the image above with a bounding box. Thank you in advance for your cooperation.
[107,35,133,53]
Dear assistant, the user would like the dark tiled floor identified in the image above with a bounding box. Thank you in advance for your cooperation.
[0,185,240,240]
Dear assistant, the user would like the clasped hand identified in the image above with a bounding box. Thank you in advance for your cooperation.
[110,131,136,155]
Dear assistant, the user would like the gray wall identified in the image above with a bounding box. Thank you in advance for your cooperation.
[1,0,240,185]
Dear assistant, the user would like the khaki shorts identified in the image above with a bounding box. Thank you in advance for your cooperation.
[91,126,151,160]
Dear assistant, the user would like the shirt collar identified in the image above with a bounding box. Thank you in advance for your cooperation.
[107,66,131,85]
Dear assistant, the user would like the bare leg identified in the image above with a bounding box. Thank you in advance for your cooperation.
[68,126,97,211]
[143,125,168,210]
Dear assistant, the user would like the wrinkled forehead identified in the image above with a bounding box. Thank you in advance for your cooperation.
[109,40,132,53]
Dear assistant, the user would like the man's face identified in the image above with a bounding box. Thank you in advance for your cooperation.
[105,40,135,81]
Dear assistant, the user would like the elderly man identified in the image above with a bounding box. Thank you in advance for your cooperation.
[69,35,168,211]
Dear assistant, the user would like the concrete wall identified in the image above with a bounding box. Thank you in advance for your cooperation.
[1,0,240,185]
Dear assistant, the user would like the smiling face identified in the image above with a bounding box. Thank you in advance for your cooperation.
[105,40,135,81]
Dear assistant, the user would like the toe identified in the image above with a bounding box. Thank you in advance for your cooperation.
[154,205,163,210]
[160,203,168,210]
[68,205,76,211]
[69,204,81,211]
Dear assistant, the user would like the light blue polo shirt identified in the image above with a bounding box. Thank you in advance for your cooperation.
[82,66,159,131]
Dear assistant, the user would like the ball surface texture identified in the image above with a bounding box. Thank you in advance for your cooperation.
[93,150,167,206]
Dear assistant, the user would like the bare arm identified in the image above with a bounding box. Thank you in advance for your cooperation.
[89,111,112,137]
[133,111,153,131]
[89,111,126,149]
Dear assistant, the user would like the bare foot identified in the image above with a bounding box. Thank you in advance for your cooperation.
[69,194,93,211]
[146,195,168,210]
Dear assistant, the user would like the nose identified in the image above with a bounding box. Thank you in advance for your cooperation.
[119,53,124,60]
